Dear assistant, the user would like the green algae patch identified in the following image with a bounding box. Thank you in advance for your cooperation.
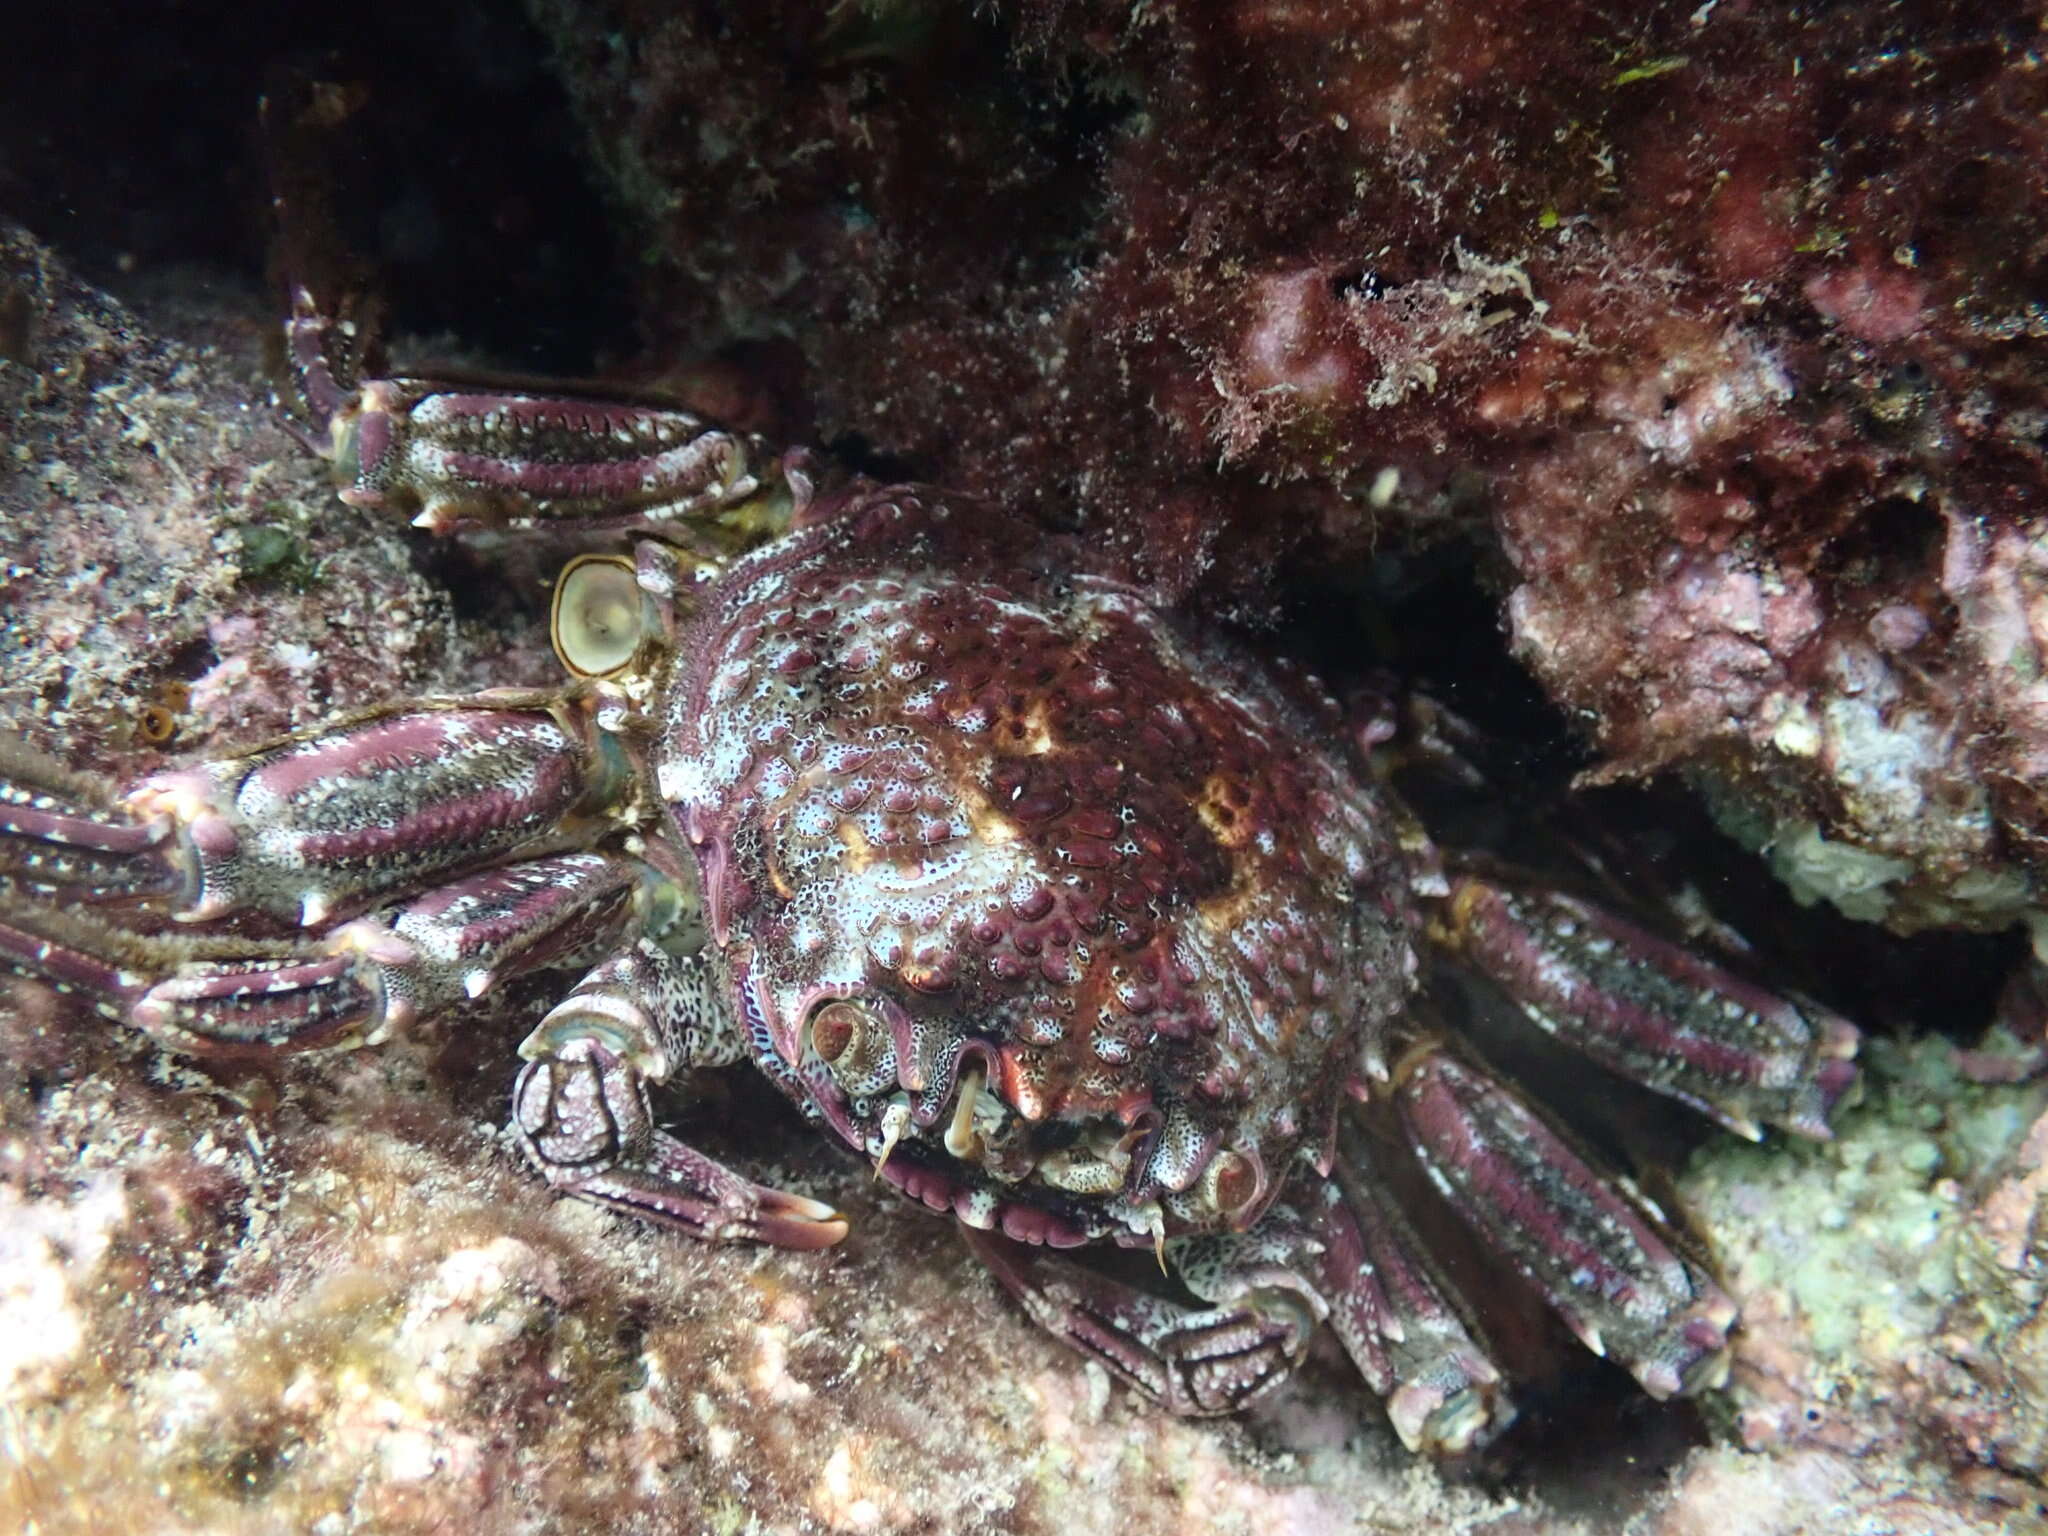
[1685,1029,2048,1417]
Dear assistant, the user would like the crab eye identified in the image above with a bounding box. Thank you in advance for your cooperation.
[806,998,896,1092]
[809,1000,866,1063]
[551,555,646,679]
[1200,1147,1262,1223]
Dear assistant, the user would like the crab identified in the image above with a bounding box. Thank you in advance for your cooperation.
[0,235,1864,1461]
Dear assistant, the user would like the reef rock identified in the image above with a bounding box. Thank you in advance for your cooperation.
[528,0,2048,941]
[0,178,2042,1531]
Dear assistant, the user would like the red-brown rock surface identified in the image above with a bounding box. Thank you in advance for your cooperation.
[4,1,2048,1528]
[530,0,2048,938]
[0,214,2039,1536]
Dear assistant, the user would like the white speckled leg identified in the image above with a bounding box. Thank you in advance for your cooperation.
[962,1216,1326,1416]
[0,850,644,1057]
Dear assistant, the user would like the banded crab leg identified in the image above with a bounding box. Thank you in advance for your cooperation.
[1392,1045,1737,1402]
[1,690,647,1054]
[1434,875,1861,1141]
[0,693,627,927]
[0,737,184,904]
[1,707,845,1247]
[961,1050,1726,1451]
[264,83,787,546]
[3,851,841,1254]
[1314,1128,1515,1455]
[0,849,644,1058]
[284,282,785,541]
[1383,875,1864,1402]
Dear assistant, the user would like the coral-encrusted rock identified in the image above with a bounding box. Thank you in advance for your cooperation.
[1677,1030,2048,1529]
[1484,262,2047,942]
[1,221,2039,1536]
[528,0,2048,940]
[0,224,1541,1536]
[0,224,530,761]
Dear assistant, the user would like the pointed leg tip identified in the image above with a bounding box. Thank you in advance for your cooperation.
[1565,1315,1608,1359]
[1636,1362,1685,1400]
[1817,1054,1862,1101]
[756,1187,852,1249]
[1632,1291,1737,1400]
[179,894,235,924]
[130,994,172,1037]
[1706,1291,1740,1332]
[764,1211,851,1250]
[764,1187,844,1222]
[1697,1347,1733,1394]
[1636,1337,1734,1400]
[1389,1380,1515,1458]
[1768,1061,1860,1141]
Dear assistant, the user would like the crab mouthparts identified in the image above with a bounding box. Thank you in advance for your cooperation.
[943,1065,987,1160]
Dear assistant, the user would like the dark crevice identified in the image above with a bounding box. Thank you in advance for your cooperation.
[0,1,630,375]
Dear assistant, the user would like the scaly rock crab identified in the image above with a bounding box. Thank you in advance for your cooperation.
[0,252,1861,1460]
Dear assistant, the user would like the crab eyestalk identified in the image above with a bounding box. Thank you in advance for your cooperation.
[944,1064,989,1160]
[807,997,900,1097]
[1195,1146,1265,1228]
[553,555,650,680]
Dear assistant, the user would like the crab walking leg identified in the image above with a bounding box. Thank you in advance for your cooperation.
[0,738,181,901]
[0,851,645,1056]
[512,938,848,1250]
[1310,1129,1515,1455]
[1396,1049,1737,1401]
[0,907,198,1027]
[2,696,627,926]
[280,278,373,439]
[263,79,780,541]
[1437,877,1860,1140]
[960,1217,1327,1415]
[314,369,773,539]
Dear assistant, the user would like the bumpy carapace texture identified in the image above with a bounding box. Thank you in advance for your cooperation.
[671,491,1421,1245]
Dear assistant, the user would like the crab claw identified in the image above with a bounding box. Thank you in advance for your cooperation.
[963,1223,1319,1416]
[514,1034,848,1250]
